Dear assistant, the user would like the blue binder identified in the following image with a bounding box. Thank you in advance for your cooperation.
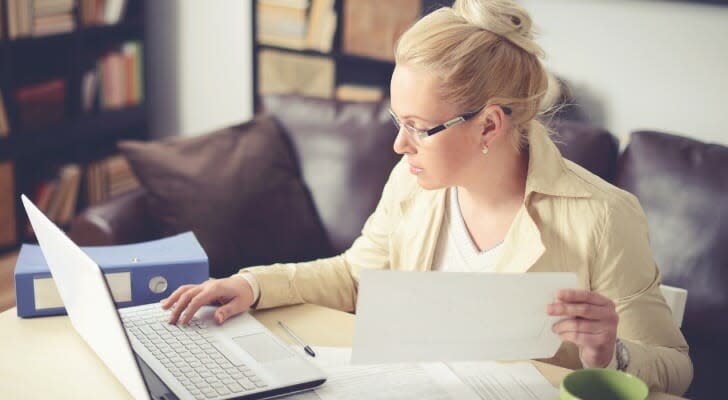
[14,232,209,318]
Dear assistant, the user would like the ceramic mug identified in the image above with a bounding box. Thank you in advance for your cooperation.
[560,368,648,400]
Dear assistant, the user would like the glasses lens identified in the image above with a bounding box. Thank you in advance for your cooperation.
[405,126,424,146]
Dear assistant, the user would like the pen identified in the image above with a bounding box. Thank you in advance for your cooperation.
[278,320,316,358]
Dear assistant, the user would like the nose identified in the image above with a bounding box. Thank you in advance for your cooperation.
[393,127,415,155]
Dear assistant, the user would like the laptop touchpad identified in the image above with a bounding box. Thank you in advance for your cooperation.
[233,333,293,363]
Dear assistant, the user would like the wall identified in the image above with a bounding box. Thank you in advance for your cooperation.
[520,0,728,145]
[146,0,254,138]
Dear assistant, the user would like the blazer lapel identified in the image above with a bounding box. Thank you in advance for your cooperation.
[395,188,447,272]
[494,201,545,273]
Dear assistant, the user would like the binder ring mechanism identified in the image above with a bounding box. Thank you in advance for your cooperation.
[149,276,168,294]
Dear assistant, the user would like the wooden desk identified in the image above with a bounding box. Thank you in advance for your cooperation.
[0,304,682,399]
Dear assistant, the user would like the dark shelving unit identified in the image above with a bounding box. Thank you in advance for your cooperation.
[251,0,450,110]
[0,0,148,252]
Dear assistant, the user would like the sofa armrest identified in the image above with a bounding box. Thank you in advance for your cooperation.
[68,188,160,246]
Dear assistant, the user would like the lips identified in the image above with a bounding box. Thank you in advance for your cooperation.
[409,164,423,174]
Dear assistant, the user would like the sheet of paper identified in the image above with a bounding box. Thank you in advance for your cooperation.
[352,270,577,364]
[281,347,557,400]
[448,362,560,400]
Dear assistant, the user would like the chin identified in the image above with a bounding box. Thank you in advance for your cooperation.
[415,175,446,191]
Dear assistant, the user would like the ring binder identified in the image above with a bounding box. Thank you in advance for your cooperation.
[14,231,209,318]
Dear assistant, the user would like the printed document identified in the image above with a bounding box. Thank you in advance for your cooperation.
[282,347,558,400]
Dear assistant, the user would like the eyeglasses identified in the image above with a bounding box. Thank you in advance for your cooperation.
[389,105,511,146]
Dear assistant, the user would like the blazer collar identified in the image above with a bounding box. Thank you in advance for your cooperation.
[524,126,592,200]
[396,124,591,274]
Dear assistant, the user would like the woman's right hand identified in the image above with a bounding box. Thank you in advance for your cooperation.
[161,276,255,326]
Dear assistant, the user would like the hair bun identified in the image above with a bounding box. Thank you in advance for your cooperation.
[453,0,544,58]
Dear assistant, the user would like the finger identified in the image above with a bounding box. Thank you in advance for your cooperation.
[555,330,605,348]
[552,318,610,336]
[161,284,196,309]
[556,289,614,307]
[214,296,251,325]
[547,302,615,321]
[179,288,219,325]
[169,287,202,324]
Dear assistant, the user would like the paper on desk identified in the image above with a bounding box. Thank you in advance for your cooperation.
[352,270,577,364]
[282,346,475,399]
[282,347,557,400]
[449,362,559,400]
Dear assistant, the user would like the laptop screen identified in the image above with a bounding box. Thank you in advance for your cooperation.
[22,195,154,400]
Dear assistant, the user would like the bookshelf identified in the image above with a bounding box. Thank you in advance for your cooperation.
[0,0,147,252]
[252,0,446,109]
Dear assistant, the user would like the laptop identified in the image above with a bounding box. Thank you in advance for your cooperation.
[21,195,326,400]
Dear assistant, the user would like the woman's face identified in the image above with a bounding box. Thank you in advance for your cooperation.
[390,64,484,190]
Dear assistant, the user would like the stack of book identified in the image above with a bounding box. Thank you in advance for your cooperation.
[335,84,385,102]
[0,90,10,137]
[0,162,17,247]
[256,0,336,53]
[14,79,66,132]
[86,154,139,206]
[342,0,421,62]
[80,0,127,26]
[82,41,144,112]
[6,0,77,39]
[25,163,81,236]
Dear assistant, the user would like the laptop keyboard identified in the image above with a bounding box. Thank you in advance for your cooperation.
[121,305,268,399]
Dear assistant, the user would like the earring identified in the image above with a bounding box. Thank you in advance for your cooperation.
[481,145,489,155]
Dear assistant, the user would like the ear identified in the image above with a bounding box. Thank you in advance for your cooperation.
[479,105,508,146]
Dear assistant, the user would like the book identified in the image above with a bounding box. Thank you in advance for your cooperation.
[258,0,309,9]
[33,0,76,17]
[0,162,17,247]
[81,69,99,113]
[25,164,81,236]
[342,0,421,62]
[304,0,335,52]
[56,164,82,226]
[14,79,66,132]
[104,0,127,25]
[258,49,335,98]
[335,84,385,102]
[0,90,10,137]
[86,154,139,206]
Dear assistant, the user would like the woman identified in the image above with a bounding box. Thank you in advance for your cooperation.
[162,0,692,395]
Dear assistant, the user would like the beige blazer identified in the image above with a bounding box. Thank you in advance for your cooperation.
[241,126,692,395]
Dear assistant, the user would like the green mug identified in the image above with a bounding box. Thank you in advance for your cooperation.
[560,368,649,400]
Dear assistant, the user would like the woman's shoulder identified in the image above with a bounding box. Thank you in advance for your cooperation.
[561,159,645,223]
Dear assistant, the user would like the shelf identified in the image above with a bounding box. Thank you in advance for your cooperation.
[80,20,144,43]
[255,43,396,67]
[4,20,143,49]
[1,106,147,160]
[5,31,75,48]
[256,43,333,58]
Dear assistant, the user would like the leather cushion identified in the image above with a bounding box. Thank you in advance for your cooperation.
[262,94,400,254]
[118,116,331,277]
[548,119,619,182]
[615,131,728,339]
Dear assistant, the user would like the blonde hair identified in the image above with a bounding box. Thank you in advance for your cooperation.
[394,0,557,150]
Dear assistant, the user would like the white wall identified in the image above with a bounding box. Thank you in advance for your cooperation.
[146,0,254,138]
[520,0,728,146]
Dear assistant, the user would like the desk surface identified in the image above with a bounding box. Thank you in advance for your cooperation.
[0,304,681,399]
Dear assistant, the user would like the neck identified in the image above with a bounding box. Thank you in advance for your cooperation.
[456,142,529,214]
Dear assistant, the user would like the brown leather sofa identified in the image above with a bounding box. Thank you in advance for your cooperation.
[69,94,727,398]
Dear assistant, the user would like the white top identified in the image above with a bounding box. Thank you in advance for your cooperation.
[430,187,503,272]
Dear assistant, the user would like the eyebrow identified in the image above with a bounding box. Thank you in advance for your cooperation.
[391,109,436,124]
